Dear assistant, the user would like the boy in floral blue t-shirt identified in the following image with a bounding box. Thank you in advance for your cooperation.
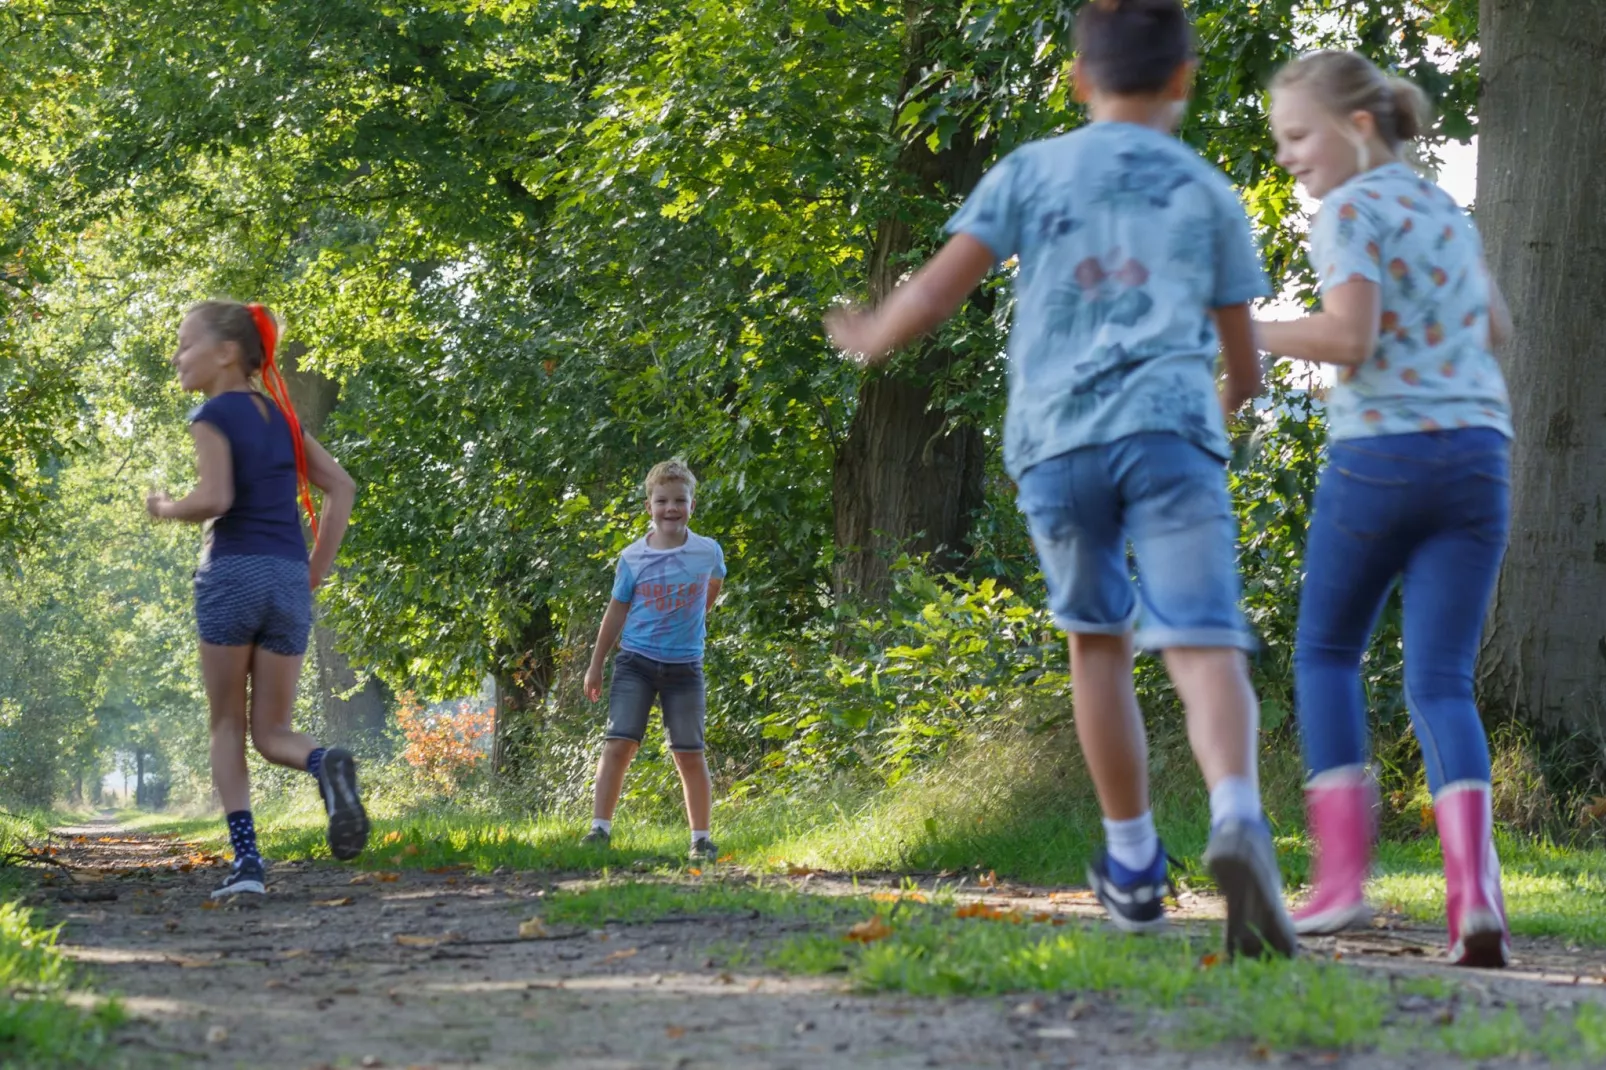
[825,0,1294,959]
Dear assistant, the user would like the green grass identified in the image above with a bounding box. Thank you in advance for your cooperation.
[540,877,1603,1062]
[0,812,125,1069]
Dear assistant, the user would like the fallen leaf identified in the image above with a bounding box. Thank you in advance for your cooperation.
[601,947,639,964]
[845,916,893,944]
[978,870,999,889]
[786,864,821,877]
[1199,952,1221,969]
[281,949,310,959]
[394,934,445,948]
[382,831,403,845]
[313,897,355,908]
[665,1025,686,1039]
[717,971,735,984]
[718,854,735,863]
[200,900,219,911]
[206,1026,229,1045]
[377,872,400,883]
[349,874,375,885]
[1251,1042,1272,1060]
[518,918,550,940]
[687,867,702,877]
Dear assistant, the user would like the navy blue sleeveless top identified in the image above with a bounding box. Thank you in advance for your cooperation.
[188,391,308,562]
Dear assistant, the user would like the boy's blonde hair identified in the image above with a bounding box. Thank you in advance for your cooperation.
[1272,50,1431,151]
[643,459,697,499]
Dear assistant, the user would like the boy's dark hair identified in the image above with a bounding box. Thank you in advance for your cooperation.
[1074,0,1196,96]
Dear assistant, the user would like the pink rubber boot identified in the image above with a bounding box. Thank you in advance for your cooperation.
[1292,765,1375,935]
[1433,781,1510,968]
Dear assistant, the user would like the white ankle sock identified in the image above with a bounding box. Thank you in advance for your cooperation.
[1209,776,1262,826]
[691,829,711,844]
[1102,812,1158,871]
[591,818,612,834]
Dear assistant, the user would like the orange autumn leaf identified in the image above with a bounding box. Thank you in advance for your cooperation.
[977,870,999,888]
[845,916,893,944]
[1199,952,1221,969]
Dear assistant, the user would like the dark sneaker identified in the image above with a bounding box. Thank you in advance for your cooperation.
[211,856,266,899]
[580,827,611,847]
[317,747,370,862]
[689,838,720,863]
[1204,818,1299,960]
[1087,845,1172,933]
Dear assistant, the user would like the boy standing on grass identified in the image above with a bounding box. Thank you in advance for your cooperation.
[581,460,726,862]
[825,0,1295,958]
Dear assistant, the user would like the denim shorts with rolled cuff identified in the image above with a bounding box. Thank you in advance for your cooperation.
[193,554,313,657]
[1015,433,1253,652]
[604,649,707,752]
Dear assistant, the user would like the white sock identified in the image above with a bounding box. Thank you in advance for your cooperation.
[1209,776,1262,826]
[691,829,711,844]
[591,818,612,834]
[1102,812,1159,872]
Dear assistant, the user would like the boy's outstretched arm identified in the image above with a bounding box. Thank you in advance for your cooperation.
[824,234,997,365]
[1213,303,1263,417]
[583,599,631,703]
[704,578,723,613]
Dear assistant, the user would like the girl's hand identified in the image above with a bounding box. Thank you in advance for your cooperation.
[824,306,892,367]
[584,664,604,703]
[309,565,326,591]
[145,490,173,519]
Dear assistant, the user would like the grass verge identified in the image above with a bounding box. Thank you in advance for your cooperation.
[543,877,1605,1062]
[0,811,125,1069]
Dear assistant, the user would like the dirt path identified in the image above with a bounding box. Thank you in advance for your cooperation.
[22,816,1606,1069]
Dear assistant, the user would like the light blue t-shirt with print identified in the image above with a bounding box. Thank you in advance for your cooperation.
[1310,162,1512,441]
[611,530,727,663]
[946,122,1271,478]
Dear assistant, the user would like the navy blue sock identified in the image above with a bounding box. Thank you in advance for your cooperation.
[306,747,327,781]
[225,810,259,864]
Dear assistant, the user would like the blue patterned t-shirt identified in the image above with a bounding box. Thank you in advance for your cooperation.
[1309,162,1512,441]
[946,122,1270,478]
[611,530,726,663]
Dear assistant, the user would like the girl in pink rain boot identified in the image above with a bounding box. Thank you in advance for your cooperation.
[1253,50,1514,967]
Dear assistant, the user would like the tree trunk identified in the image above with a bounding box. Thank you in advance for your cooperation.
[832,4,992,599]
[135,749,145,809]
[280,344,393,747]
[491,603,557,774]
[1476,0,1606,754]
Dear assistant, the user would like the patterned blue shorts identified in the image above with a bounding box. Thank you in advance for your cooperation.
[194,555,313,656]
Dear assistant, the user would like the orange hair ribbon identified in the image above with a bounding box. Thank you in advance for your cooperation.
[246,303,320,541]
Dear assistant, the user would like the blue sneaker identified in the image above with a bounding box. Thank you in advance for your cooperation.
[211,856,265,899]
[1203,817,1298,960]
[1087,845,1172,933]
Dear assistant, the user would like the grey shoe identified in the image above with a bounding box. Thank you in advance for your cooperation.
[317,748,370,862]
[689,837,719,863]
[1203,818,1299,960]
[580,827,611,847]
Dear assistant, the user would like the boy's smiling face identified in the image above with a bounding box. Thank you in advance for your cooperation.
[647,479,694,539]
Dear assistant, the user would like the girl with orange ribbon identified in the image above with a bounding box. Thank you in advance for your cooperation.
[147,301,370,898]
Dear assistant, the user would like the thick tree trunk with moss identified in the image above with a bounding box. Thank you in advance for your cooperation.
[1476,0,1606,758]
[281,345,392,746]
[832,4,992,599]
